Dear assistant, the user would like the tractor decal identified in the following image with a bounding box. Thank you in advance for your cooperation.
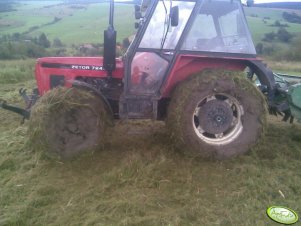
[41,63,105,71]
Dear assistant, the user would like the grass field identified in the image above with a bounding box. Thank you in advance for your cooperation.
[0,60,35,84]
[35,3,135,44]
[0,60,301,225]
[265,60,301,75]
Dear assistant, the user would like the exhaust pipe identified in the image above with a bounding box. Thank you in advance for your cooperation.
[103,0,117,76]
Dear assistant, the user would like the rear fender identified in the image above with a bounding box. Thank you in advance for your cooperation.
[161,56,247,97]
[246,60,276,101]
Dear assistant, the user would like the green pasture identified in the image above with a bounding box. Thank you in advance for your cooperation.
[244,7,285,20]
[1,1,301,46]
[0,1,135,45]
[31,3,136,44]
[15,1,64,10]
[0,1,64,34]
[247,17,301,44]
[244,7,301,44]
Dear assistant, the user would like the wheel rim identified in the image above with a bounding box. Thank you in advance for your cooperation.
[192,93,244,145]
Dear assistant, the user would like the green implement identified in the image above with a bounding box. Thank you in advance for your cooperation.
[288,84,301,122]
[274,73,301,122]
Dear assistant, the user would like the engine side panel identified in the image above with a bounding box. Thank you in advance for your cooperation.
[35,57,124,95]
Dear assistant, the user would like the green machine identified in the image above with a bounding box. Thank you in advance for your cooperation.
[269,73,301,123]
[288,83,301,122]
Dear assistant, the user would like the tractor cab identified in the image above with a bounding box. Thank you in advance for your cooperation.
[120,0,257,118]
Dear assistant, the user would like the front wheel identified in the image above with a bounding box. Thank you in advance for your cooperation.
[167,69,267,159]
[29,87,112,159]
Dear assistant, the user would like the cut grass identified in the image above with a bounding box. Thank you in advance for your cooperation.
[0,57,300,225]
[1,77,301,225]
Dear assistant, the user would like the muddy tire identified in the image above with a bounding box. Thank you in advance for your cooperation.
[29,87,112,159]
[167,69,267,160]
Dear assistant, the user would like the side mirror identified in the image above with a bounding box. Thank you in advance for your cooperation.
[134,5,142,19]
[135,4,140,11]
[170,6,179,27]
[247,0,254,6]
[135,11,142,19]
[135,22,140,29]
[122,37,130,49]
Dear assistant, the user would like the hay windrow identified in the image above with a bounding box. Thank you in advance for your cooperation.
[28,87,111,160]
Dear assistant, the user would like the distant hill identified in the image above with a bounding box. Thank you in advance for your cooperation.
[0,1,15,13]
[254,2,301,10]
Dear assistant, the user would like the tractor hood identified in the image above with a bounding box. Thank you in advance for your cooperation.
[36,56,124,76]
[35,57,124,95]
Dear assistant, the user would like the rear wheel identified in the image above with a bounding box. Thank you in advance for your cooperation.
[29,87,112,159]
[167,69,267,159]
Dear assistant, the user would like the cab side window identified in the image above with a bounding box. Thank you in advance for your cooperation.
[181,0,256,54]
[139,1,195,50]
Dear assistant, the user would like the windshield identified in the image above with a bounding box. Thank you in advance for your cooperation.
[139,0,195,50]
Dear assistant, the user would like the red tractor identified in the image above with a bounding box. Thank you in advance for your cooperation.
[0,0,291,159]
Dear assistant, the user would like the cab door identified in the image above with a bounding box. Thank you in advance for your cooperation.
[125,0,195,96]
[120,0,195,118]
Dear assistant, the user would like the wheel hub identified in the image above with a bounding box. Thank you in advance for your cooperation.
[192,93,244,145]
[198,100,233,134]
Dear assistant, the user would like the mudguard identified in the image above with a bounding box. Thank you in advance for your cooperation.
[246,60,276,101]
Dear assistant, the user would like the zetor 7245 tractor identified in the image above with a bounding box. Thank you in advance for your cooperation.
[1,0,301,159]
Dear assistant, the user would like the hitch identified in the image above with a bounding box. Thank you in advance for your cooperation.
[0,100,30,119]
[0,88,39,121]
[19,88,39,109]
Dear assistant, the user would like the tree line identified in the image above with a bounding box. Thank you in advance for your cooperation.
[0,32,65,60]
[283,12,301,24]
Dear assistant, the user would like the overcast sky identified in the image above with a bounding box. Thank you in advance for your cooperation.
[254,0,301,3]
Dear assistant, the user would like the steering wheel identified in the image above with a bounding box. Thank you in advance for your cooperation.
[196,37,223,51]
